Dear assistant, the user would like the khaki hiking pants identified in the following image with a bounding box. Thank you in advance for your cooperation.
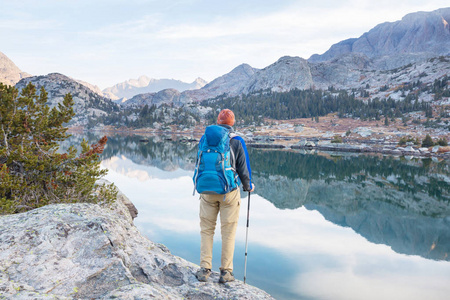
[199,189,240,272]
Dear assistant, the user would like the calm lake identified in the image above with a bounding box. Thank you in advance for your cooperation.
[69,133,450,300]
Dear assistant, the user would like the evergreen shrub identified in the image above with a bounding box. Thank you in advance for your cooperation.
[0,83,117,215]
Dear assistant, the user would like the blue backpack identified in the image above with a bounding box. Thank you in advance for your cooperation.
[193,125,240,195]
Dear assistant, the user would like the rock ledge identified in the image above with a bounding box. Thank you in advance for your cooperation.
[0,194,273,299]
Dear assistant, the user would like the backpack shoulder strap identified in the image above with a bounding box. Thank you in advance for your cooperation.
[228,134,252,183]
[228,133,239,171]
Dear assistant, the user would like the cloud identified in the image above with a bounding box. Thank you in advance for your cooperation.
[294,260,450,300]
[3,0,449,88]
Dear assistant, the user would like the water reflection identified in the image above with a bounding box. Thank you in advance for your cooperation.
[66,133,450,300]
[249,150,450,261]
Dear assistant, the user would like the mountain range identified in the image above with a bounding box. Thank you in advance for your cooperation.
[117,7,450,107]
[1,7,449,125]
[102,76,208,101]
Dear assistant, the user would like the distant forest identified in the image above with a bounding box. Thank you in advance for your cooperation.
[202,75,449,125]
[88,76,448,128]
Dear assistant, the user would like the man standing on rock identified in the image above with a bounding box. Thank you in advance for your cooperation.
[193,109,255,283]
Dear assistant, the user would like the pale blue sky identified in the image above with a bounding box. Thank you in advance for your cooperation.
[1,0,448,89]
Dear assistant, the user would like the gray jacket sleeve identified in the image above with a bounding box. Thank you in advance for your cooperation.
[230,138,252,191]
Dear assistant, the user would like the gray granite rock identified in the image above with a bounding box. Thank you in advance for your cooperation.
[0,196,273,299]
[123,88,182,108]
[15,73,118,126]
[243,56,314,93]
[309,8,450,65]
[403,146,418,153]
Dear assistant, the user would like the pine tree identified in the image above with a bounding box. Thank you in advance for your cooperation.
[421,134,434,148]
[437,137,448,146]
[0,83,117,215]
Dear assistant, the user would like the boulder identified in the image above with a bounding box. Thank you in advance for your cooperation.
[431,146,441,153]
[437,146,450,153]
[0,198,273,299]
[352,127,373,137]
[296,140,308,146]
[322,132,335,138]
[403,146,418,153]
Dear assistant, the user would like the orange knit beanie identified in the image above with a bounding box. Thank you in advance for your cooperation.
[217,109,235,126]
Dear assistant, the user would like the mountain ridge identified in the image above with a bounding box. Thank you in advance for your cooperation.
[1,8,449,131]
[126,7,448,106]
[309,7,450,64]
[15,73,119,126]
[103,76,208,101]
[0,51,31,86]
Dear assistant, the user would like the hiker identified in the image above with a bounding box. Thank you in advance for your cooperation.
[193,109,254,283]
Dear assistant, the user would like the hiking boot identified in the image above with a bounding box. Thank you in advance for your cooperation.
[219,270,235,283]
[196,267,211,282]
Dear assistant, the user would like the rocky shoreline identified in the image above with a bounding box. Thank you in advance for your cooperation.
[69,126,450,159]
[247,138,450,159]
[0,191,274,299]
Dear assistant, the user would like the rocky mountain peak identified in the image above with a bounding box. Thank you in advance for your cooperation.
[204,64,256,89]
[131,75,152,87]
[192,63,258,99]
[0,51,31,86]
[230,63,256,77]
[16,73,118,125]
[193,77,208,87]
[103,75,207,101]
[244,56,313,93]
[309,7,450,66]
[46,72,72,81]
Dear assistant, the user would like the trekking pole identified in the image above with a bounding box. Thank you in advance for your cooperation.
[244,191,251,284]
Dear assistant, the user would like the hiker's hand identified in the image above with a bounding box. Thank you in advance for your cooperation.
[249,183,255,192]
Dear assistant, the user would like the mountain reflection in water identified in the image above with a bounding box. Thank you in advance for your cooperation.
[249,149,450,261]
[65,133,450,299]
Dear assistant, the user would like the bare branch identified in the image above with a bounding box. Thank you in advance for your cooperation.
[1,124,9,155]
